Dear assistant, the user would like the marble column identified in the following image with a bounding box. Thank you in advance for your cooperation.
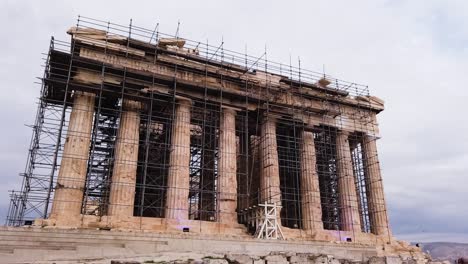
[249,135,261,206]
[50,91,95,220]
[300,130,323,231]
[336,131,362,232]
[165,98,192,220]
[259,116,281,205]
[362,135,389,236]
[218,107,238,224]
[108,99,141,217]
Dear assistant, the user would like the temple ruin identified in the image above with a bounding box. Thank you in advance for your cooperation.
[6,16,397,248]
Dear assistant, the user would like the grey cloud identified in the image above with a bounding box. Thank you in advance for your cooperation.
[0,0,467,241]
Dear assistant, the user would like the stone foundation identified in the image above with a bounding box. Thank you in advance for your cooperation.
[0,227,429,264]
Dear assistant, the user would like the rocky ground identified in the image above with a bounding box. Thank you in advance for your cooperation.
[32,251,447,264]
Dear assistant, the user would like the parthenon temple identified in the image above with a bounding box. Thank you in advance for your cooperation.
[7,17,394,246]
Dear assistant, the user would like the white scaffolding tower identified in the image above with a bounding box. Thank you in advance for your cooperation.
[254,203,284,240]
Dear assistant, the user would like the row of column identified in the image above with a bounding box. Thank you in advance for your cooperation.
[51,94,240,225]
[51,91,388,235]
[51,93,143,221]
[165,100,238,224]
[257,117,389,235]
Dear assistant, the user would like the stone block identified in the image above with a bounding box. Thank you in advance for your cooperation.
[174,260,192,264]
[385,256,402,264]
[313,255,329,264]
[310,255,343,264]
[401,260,417,264]
[203,257,229,264]
[264,254,289,264]
[328,257,340,264]
[289,255,313,264]
[368,257,386,264]
[226,253,253,264]
[337,260,363,264]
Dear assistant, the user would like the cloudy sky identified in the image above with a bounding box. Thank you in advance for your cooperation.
[1,0,467,243]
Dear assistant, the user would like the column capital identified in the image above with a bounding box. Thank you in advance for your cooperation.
[261,113,281,124]
[364,133,380,141]
[175,96,192,105]
[304,121,320,131]
[221,105,240,115]
[122,99,142,111]
[73,90,96,97]
[337,129,352,136]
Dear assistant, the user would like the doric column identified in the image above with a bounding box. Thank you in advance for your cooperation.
[300,130,323,231]
[249,135,261,206]
[218,107,238,224]
[362,135,389,236]
[336,131,361,232]
[165,98,192,220]
[50,91,95,220]
[259,116,281,205]
[108,99,141,217]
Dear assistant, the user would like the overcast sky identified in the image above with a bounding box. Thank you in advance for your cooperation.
[0,0,467,243]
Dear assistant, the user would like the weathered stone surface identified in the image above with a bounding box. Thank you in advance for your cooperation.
[218,108,238,224]
[385,256,403,264]
[368,257,386,264]
[165,98,192,220]
[225,253,252,264]
[259,117,282,205]
[313,255,329,264]
[328,257,340,264]
[362,135,390,236]
[401,259,417,264]
[336,131,362,232]
[300,130,324,231]
[289,255,313,264]
[108,99,141,217]
[203,257,229,264]
[49,91,96,223]
[264,254,288,264]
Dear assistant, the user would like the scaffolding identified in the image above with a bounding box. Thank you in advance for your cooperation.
[5,16,389,241]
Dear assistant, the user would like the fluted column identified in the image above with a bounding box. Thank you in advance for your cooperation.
[300,130,323,231]
[259,116,281,205]
[218,107,237,224]
[108,99,141,217]
[165,98,192,220]
[50,91,95,220]
[249,136,261,206]
[336,131,361,232]
[362,135,389,236]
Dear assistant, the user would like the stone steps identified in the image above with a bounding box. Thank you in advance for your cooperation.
[0,243,77,252]
[0,227,252,244]
[0,238,126,249]
[0,231,148,244]
[0,226,380,263]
